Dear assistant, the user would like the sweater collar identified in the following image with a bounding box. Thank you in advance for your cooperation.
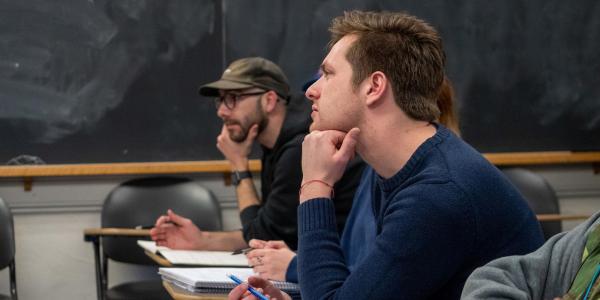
[377,123,449,192]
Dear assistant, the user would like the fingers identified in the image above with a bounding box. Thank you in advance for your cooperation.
[334,127,360,162]
[149,225,161,240]
[301,128,360,185]
[151,224,175,245]
[246,124,259,142]
[250,239,286,250]
[228,276,282,300]
[252,265,269,279]
[150,229,164,241]
[217,125,230,150]
[247,254,264,267]
[264,240,287,249]
[249,239,267,249]
[166,209,190,227]
[217,130,227,147]
[305,128,359,155]
[246,249,267,259]
[154,215,169,227]
[247,276,271,289]
[247,276,281,299]
[228,283,249,300]
[151,215,170,241]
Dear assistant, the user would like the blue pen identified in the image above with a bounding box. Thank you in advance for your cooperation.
[228,274,269,300]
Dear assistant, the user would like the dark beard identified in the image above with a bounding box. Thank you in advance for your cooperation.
[227,117,268,143]
[227,99,269,143]
[227,121,248,143]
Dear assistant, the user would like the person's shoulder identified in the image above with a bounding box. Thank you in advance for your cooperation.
[388,176,468,213]
[581,211,600,236]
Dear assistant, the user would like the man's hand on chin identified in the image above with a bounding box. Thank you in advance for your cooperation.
[299,127,360,202]
[217,124,258,170]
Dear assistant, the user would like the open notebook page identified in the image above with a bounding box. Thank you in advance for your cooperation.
[137,240,249,267]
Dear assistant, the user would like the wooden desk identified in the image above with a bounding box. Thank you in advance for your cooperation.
[83,227,151,237]
[536,214,590,222]
[145,250,173,267]
[163,280,227,300]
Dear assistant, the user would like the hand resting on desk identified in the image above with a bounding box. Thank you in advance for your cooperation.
[151,209,248,251]
[246,239,296,281]
[150,209,205,250]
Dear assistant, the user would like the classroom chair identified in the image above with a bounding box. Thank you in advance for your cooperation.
[0,197,17,300]
[501,168,562,240]
[85,176,222,300]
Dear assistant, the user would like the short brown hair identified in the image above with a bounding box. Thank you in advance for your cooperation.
[329,11,445,121]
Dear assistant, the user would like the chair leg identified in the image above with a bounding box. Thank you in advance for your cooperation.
[102,252,109,292]
[91,238,104,300]
[9,260,17,300]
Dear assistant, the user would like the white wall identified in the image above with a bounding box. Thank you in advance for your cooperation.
[0,166,598,300]
[0,174,250,300]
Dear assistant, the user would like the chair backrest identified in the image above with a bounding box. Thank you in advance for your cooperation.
[0,197,15,270]
[101,176,222,265]
[501,168,562,240]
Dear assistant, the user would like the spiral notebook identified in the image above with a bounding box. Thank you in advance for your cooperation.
[159,267,300,295]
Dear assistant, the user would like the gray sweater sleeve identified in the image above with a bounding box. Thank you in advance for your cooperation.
[461,212,600,300]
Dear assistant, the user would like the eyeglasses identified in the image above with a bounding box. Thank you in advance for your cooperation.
[214,91,266,110]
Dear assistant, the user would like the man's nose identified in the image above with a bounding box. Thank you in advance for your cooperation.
[305,80,320,102]
[216,102,230,119]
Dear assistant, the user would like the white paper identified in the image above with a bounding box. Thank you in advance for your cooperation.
[137,240,249,267]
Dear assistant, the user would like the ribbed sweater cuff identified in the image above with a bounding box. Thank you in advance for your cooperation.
[298,198,337,234]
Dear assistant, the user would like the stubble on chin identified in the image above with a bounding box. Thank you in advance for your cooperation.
[229,130,247,143]
[225,124,247,143]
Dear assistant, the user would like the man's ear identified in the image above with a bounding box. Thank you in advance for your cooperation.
[364,71,387,107]
[262,90,279,112]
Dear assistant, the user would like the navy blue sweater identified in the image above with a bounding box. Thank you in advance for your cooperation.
[286,168,375,282]
[297,125,544,299]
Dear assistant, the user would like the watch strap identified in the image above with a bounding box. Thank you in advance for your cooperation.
[232,170,252,186]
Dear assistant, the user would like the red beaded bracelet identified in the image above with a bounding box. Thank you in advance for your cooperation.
[299,179,334,198]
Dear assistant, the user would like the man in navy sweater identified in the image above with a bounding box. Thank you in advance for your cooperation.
[230,11,544,300]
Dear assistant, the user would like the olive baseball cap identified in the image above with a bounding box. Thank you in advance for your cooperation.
[199,57,290,100]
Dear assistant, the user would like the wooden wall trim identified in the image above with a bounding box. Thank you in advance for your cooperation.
[485,151,600,166]
[0,160,261,178]
[1,151,599,178]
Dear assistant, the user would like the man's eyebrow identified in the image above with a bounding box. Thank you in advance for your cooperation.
[319,64,326,73]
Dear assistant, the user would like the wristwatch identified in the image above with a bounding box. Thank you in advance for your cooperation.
[231,170,252,186]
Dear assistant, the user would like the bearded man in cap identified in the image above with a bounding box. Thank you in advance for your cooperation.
[150,57,363,256]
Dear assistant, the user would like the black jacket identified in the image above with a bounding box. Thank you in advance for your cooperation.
[239,94,364,250]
